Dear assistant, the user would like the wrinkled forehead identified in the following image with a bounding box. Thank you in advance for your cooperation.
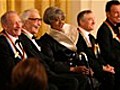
[6,13,20,22]
[28,11,41,18]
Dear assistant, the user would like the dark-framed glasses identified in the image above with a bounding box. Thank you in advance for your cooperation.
[28,18,42,21]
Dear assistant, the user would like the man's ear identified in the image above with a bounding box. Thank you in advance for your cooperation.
[1,24,7,30]
[80,20,83,25]
[106,12,110,18]
[79,19,85,26]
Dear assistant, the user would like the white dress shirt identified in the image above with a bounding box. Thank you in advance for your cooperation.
[78,27,92,47]
[22,29,41,51]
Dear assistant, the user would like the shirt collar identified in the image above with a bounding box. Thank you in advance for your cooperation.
[22,29,33,39]
[106,18,117,28]
[5,31,19,44]
[78,26,90,37]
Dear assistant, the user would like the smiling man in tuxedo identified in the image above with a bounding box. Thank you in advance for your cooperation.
[97,1,120,90]
[0,11,25,90]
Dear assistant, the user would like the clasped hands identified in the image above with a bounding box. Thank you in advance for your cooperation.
[70,65,94,76]
[103,64,115,74]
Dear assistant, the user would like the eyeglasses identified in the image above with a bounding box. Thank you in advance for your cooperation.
[28,18,42,21]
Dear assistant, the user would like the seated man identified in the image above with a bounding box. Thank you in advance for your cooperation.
[97,1,120,90]
[0,11,27,90]
[76,10,115,90]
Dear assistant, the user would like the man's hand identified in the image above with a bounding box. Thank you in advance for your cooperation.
[103,64,115,74]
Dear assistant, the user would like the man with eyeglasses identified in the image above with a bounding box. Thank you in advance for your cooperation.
[19,9,79,90]
[20,9,42,36]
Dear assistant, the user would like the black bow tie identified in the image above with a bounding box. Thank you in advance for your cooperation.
[32,36,36,39]
[15,39,21,44]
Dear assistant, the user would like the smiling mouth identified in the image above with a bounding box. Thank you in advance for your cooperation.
[14,28,21,31]
[33,25,40,29]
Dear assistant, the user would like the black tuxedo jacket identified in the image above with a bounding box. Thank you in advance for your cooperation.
[76,33,106,79]
[19,33,57,75]
[0,35,21,89]
[97,21,120,68]
[19,33,41,58]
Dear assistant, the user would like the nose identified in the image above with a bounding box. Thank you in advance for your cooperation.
[38,20,42,26]
[16,21,22,28]
[92,18,95,24]
[93,20,95,25]
[60,20,65,25]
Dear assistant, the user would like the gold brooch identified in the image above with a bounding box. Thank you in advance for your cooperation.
[14,51,19,58]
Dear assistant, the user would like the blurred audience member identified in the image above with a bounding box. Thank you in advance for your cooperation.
[11,57,48,90]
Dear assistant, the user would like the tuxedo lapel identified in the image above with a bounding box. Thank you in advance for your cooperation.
[77,33,96,59]
[88,34,96,47]
[77,33,89,52]
[31,39,40,53]
[19,33,52,72]
[19,33,40,58]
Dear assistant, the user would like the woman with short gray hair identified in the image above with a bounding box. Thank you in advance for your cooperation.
[37,6,91,90]
[43,7,65,25]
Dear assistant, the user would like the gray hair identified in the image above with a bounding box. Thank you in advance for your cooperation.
[20,9,40,23]
[1,11,17,25]
[43,7,65,25]
[77,10,92,26]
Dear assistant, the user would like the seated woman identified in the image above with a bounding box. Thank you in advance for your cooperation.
[36,6,94,90]
[11,57,48,90]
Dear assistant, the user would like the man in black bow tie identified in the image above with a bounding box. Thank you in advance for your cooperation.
[0,11,25,90]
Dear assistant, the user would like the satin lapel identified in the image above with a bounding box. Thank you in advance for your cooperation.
[104,21,120,42]
[20,34,36,57]
[78,33,96,58]
[31,39,40,53]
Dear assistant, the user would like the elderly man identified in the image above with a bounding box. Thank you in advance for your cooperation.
[0,11,26,90]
